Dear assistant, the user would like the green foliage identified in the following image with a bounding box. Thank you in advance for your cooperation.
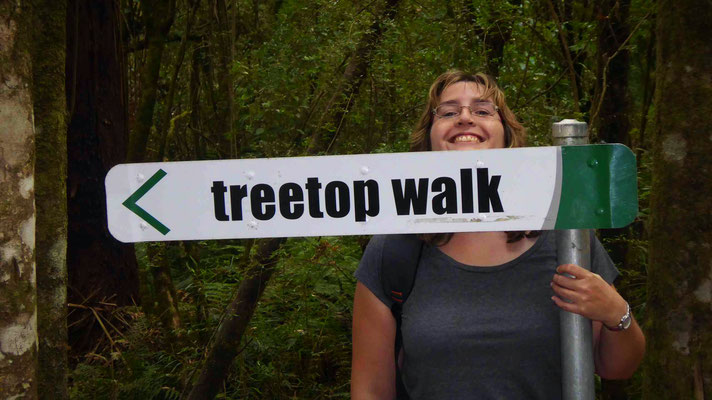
[70,236,361,399]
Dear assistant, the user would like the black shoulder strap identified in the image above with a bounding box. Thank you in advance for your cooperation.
[379,234,424,400]
[380,234,424,307]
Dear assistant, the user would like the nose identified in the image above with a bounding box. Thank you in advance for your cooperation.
[456,106,475,125]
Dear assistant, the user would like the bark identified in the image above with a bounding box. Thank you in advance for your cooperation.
[127,0,176,163]
[643,0,712,398]
[306,0,401,155]
[29,0,68,397]
[66,0,139,354]
[189,46,205,159]
[0,1,38,397]
[186,238,285,400]
[212,0,238,156]
[593,0,631,146]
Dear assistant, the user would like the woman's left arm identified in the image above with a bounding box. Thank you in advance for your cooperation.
[551,263,646,379]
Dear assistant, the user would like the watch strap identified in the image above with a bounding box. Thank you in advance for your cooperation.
[605,301,631,331]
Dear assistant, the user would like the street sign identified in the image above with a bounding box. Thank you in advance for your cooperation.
[105,144,637,243]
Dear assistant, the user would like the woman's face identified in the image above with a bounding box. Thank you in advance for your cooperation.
[429,81,505,151]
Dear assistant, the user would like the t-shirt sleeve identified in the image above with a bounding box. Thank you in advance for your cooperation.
[590,232,619,284]
[354,235,394,308]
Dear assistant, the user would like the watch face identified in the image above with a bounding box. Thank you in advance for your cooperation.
[622,315,632,330]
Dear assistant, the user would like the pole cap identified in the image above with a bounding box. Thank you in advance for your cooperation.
[552,119,588,139]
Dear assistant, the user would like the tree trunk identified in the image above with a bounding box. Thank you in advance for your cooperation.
[306,0,401,155]
[29,0,68,397]
[186,238,285,400]
[212,0,238,156]
[189,46,205,159]
[593,0,631,146]
[127,0,176,163]
[66,0,139,355]
[0,1,38,397]
[643,0,712,398]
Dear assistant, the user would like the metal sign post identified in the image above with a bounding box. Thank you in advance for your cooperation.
[553,119,595,400]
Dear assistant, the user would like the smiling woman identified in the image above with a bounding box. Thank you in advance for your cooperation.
[351,70,645,400]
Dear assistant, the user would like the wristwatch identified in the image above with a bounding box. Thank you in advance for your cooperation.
[605,301,632,331]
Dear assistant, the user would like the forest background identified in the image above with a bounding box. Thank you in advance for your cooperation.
[1,0,710,399]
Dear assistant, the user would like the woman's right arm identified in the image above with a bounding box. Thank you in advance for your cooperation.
[351,282,397,400]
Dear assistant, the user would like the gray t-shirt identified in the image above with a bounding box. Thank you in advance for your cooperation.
[355,230,618,400]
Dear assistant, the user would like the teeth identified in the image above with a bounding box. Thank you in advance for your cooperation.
[454,135,481,143]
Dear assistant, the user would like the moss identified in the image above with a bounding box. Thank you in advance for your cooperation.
[28,0,69,398]
[644,0,712,397]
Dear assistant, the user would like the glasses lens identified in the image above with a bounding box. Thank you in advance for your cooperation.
[472,102,496,116]
[436,104,460,118]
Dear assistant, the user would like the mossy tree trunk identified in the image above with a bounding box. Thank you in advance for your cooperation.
[66,0,140,354]
[643,0,712,398]
[0,1,38,397]
[29,0,68,397]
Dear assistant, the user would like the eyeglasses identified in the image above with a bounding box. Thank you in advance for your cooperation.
[432,101,500,119]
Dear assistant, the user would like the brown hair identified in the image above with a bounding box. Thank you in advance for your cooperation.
[411,70,538,246]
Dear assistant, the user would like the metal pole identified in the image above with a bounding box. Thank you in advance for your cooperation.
[552,119,594,400]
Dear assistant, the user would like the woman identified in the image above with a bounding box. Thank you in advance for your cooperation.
[351,70,645,399]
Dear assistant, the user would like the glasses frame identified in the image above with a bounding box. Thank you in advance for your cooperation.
[432,101,500,119]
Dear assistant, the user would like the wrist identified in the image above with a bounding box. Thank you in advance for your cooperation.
[604,301,632,331]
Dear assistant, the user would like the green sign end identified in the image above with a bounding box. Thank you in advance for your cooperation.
[555,144,638,230]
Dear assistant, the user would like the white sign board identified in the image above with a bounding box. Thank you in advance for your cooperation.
[106,147,566,242]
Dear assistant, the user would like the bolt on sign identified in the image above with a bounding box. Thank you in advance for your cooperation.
[105,144,638,243]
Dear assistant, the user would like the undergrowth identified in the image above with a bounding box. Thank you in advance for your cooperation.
[69,236,362,399]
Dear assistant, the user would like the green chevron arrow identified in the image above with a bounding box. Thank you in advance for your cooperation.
[122,169,170,235]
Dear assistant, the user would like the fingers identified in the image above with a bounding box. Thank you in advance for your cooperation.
[550,281,580,303]
[551,295,577,313]
[556,263,589,277]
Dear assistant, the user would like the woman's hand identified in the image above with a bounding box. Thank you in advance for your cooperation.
[550,263,627,327]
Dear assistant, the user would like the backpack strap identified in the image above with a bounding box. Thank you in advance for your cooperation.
[379,234,424,400]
